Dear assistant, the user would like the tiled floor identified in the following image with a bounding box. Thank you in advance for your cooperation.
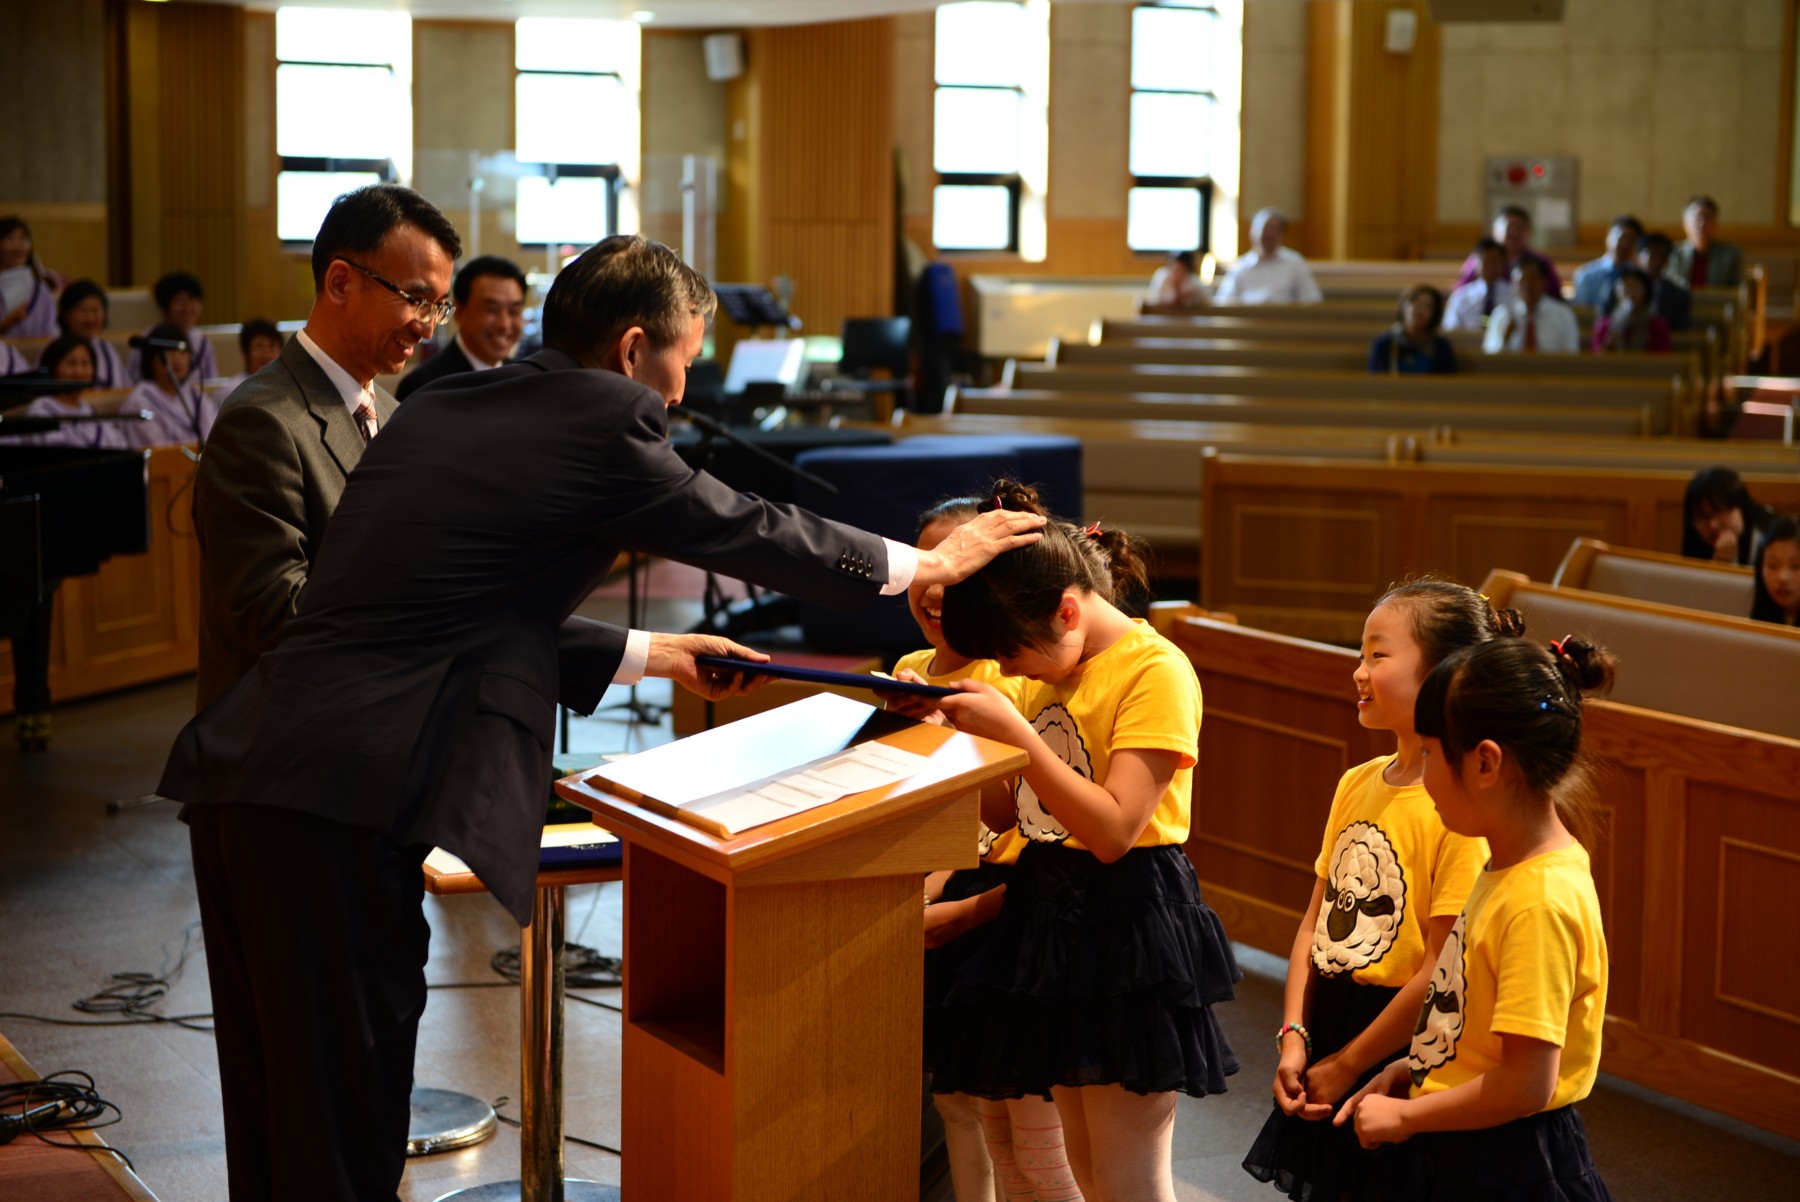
[3,590,1797,1200]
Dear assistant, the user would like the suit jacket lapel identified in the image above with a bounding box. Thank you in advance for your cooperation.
[282,337,366,479]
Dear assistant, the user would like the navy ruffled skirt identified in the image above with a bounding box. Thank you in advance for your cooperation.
[1242,971,1402,1199]
[926,841,1242,1100]
[1374,1105,1612,1201]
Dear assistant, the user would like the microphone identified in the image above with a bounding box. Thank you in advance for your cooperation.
[128,335,189,352]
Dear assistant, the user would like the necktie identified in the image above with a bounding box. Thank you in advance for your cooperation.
[1482,281,1494,317]
[1691,250,1708,289]
[354,399,379,443]
[1524,309,1537,352]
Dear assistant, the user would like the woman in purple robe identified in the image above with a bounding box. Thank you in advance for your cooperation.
[56,279,128,388]
[0,216,59,339]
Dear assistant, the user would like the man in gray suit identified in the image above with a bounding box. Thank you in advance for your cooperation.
[1669,194,1744,290]
[192,184,461,708]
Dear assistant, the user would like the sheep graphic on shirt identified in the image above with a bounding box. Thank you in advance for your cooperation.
[1409,914,1467,1085]
[1311,820,1406,975]
[976,820,999,858]
[1014,703,1088,843]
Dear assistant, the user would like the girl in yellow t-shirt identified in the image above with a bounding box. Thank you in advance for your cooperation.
[1336,636,1615,1202]
[905,496,1081,1202]
[910,479,1240,1202]
[1244,580,1509,1201]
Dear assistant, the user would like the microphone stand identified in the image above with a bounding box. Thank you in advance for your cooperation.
[674,408,838,639]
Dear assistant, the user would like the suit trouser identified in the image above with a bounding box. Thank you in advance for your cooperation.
[189,804,431,1202]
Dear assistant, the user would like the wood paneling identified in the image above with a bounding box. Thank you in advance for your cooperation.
[1171,615,1800,1141]
[118,0,247,318]
[723,20,895,342]
[0,447,200,718]
[1304,1,1438,260]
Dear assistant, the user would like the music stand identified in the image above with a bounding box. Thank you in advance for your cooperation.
[711,284,798,334]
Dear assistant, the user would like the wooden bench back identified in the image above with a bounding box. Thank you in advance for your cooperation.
[1004,362,1675,433]
[1552,538,1757,617]
[1198,453,1800,643]
[955,386,1651,437]
[1481,569,1800,738]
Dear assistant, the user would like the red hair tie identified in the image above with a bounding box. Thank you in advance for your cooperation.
[1083,520,1103,538]
[993,495,1006,511]
[1550,635,1572,658]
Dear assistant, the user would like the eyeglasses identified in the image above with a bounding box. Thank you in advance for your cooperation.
[338,259,454,326]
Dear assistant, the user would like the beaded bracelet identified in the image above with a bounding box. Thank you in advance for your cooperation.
[1275,1021,1312,1056]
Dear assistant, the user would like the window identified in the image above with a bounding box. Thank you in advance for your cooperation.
[932,1,1048,255]
[514,18,642,247]
[275,7,412,243]
[1127,1,1242,256]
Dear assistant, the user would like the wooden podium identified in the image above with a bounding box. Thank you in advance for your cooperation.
[555,705,1026,1202]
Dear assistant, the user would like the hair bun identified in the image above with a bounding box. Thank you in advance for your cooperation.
[1492,605,1527,639]
[992,478,1047,516]
[1549,635,1617,696]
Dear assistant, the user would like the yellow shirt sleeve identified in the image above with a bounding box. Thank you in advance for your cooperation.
[1107,650,1200,769]
[1489,905,1581,1047]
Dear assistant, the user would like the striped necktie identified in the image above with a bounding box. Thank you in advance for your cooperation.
[354,399,379,443]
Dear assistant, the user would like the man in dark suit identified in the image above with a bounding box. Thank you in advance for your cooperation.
[394,253,527,400]
[159,234,1042,1202]
[192,183,461,709]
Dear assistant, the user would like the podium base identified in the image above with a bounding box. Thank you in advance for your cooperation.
[407,1087,497,1156]
[432,1181,618,1202]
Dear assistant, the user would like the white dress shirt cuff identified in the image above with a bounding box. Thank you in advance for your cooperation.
[880,539,917,596]
[615,628,652,685]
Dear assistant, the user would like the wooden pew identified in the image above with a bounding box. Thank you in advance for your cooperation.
[1052,338,1701,419]
[952,385,1653,438]
[1166,612,1800,1142]
[1095,317,1724,387]
[1551,538,1756,618]
[1480,569,1800,738]
[1197,453,1800,643]
[995,363,1675,434]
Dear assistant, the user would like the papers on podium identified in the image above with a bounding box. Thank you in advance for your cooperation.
[585,693,932,838]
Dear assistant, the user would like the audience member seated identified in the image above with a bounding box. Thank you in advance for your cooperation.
[1,339,29,375]
[1369,285,1457,374]
[1482,258,1579,354]
[1146,249,1206,308]
[14,334,128,450]
[1571,214,1643,308]
[1669,194,1742,289]
[1751,515,1800,626]
[1213,208,1322,305]
[396,254,527,400]
[1682,466,1776,566]
[1635,231,1692,330]
[0,215,59,339]
[1591,268,1670,354]
[122,321,212,446]
[1456,204,1564,297]
[128,271,216,384]
[213,318,286,400]
[56,279,127,387]
[1442,236,1512,331]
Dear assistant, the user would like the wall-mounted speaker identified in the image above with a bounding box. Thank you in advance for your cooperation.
[703,32,744,82]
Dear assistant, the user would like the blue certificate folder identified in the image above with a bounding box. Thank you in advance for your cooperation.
[694,655,959,699]
[539,822,623,867]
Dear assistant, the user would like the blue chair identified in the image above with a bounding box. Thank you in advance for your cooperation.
[792,434,1082,652]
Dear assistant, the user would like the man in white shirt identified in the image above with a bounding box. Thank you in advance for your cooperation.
[1482,258,1580,354]
[1443,237,1513,332]
[1213,208,1323,305]
[395,255,527,399]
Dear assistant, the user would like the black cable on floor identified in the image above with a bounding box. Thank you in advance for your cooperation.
[2,920,215,1031]
[490,944,622,990]
[490,1095,620,1157]
[0,1069,136,1173]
